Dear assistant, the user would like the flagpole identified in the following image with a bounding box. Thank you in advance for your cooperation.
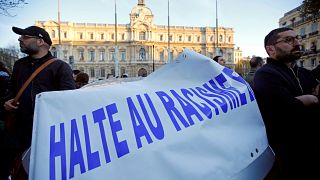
[114,0,119,77]
[215,0,219,56]
[167,0,171,63]
[57,0,61,59]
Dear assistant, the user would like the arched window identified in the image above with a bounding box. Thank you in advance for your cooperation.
[138,68,147,77]
[139,48,146,60]
[78,49,84,61]
[160,50,164,61]
[89,50,95,61]
[120,50,126,61]
[219,35,223,42]
[51,30,55,38]
[99,50,105,61]
[51,47,57,57]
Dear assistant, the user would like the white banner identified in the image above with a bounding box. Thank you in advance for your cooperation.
[29,49,274,180]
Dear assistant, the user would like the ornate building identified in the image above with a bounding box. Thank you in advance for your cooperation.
[35,0,236,79]
[279,6,319,70]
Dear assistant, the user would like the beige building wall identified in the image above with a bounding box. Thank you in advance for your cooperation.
[35,0,236,79]
[279,6,319,70]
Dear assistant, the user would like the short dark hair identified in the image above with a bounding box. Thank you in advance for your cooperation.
[73,70,80,75]
[213,56,221,62]
[75,72,89,83]
[264,27,293,47]
[249,56,264,68]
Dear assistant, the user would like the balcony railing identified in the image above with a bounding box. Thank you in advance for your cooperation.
[309,31,319,37]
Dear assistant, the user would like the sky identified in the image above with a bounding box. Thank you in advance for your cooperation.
[0,0,303,57]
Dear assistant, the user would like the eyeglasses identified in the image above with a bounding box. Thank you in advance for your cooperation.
[274,35,302,45]
[19,35,40,40]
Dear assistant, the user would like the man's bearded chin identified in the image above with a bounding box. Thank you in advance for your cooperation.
[277,46,302,63]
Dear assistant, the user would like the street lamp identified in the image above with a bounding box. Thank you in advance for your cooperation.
[167,0,171,63]
[152,45,155,72]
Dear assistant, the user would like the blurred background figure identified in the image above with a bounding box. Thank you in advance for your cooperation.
[0,61,10,124]
[244,56,264,88]
[213,56,226,66]
[72,69,81,80]
[75,72,89,88]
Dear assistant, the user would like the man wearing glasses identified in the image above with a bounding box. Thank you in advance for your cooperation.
[253,27,320,179]
[2,26,76,178]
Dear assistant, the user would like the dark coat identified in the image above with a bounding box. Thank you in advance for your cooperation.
[8,52,76,149]
[253,58,320,179]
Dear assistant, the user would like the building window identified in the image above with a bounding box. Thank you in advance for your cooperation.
[311,22,318,32]
[120,51,126,61]
[111,33,115,40]
[179,35,182,42]
[90,33,94,40]
[100,50,105,61]
[89,50,95,61]
[219,35,223,42]
[160,51,164,61]
[188,36,192,42]
[111,51,115,61]
[228,52,232,61]
[139,48,146,60]
[139,32,146,40]
[169,35,173,41]
[90,67,95,78]
[101,68,105,77]
[64,32,67,38]
[100,34,104,40]
[51,30,55,38]
[210,36,214,42]
[121,34,125,40]
[228,36,231,43]
[160,35,163,41]
[79,50,84,61]
[197,36,200,42]
[79,33,83,40]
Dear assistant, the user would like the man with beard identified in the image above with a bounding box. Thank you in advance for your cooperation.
[254,27,320,179]
[2,26,75,178]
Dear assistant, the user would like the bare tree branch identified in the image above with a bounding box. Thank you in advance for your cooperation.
[0,0,28,16]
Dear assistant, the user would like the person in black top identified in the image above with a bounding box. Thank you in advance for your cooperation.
[244,56,264,88]
[254,27,320,179]
[2,26,76,178]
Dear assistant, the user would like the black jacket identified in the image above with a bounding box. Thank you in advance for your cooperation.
[9,52,76,148]
[253,58,319,178]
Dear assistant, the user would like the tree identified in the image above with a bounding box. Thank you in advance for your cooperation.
[0,0,28,16]
[300,0,320,19]
[0,46,20,71]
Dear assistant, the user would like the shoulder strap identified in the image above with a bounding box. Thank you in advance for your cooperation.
[13,58,57,105]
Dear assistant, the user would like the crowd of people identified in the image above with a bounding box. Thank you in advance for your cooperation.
[0,25,319,179]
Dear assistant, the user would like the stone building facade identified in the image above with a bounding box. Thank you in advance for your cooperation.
[35,0,236,79]
[279,6,319,70]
